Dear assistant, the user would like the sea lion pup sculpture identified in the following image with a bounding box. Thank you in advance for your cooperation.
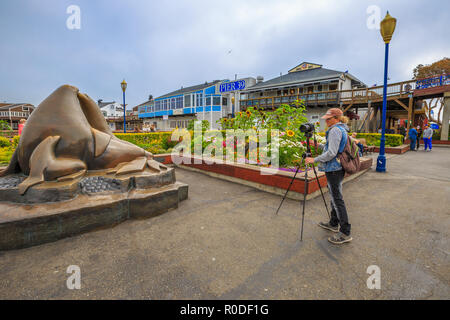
[0,85,167,195]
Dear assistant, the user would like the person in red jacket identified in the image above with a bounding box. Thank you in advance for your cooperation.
[18,119,26,136]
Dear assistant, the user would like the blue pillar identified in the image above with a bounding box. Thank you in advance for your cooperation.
[123,90,126,133]
[376,42,389,172]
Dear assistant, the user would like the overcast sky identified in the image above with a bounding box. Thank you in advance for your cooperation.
[1,0,449,109]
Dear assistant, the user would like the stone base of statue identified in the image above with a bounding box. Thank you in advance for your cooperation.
[0,167,188,250]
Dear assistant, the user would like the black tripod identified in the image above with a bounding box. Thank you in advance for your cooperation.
[275,131,331,241]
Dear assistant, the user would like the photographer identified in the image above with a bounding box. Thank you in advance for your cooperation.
[305,108,352,244]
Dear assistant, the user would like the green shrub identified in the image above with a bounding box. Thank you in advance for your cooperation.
[187,120,210,131]
[354,133,403,147]
[0,147,14,165]
[0,136,10,148]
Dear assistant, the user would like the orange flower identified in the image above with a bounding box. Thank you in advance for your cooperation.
[286,130,295,137]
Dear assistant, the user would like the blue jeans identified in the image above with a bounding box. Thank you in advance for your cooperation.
[357,143,364,156]
[410,138,416,150]
[326,170,351,236]
[424,138,432,150]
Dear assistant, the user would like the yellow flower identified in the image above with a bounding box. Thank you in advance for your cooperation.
[246,110,252,117]
[223,118,228,122]
[287,121,291,126]
[286,130,295,137]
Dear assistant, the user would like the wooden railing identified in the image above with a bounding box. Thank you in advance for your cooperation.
[106,115,140,121]
[240,79,420,108]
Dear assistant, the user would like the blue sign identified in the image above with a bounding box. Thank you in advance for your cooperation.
[416,74,449,90]
[430,124,439,130]
[220,80,246,93]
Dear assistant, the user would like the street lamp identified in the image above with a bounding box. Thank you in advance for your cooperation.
[121,79,127,133]
[376,11,396,172]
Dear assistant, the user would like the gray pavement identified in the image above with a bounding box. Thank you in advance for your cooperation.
[0,148,449,299]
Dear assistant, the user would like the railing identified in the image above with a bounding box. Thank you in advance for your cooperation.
[242,79,429,109]
[241,91,339,108]
[106,115,140,121]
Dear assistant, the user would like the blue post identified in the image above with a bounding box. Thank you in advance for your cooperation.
[123,90,126,133]
[376,42,389,172]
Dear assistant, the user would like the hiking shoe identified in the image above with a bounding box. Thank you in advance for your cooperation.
[328,232,352,244]
[318,222,339,233]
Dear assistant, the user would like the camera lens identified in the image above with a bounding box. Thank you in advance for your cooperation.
[300,122,314,133]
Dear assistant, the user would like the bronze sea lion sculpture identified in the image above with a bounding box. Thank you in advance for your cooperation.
[0,85,167,195]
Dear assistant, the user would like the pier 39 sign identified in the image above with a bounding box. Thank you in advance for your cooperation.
[220,80,246,93]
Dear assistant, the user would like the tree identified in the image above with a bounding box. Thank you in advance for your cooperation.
[413,57,450,79]
[413,57,449,125]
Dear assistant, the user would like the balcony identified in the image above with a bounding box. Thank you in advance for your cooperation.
[241,91,339,109]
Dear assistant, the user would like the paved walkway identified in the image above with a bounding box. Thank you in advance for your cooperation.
[0,148,449,299]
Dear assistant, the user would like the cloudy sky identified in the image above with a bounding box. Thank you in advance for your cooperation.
[0,0,449,108]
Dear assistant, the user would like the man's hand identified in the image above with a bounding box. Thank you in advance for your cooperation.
[305,157,315,165]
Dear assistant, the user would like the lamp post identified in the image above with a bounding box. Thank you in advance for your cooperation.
[121,79,127,133]
[376,11,396,172]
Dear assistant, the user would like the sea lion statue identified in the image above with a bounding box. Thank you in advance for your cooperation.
[0,84,167,195]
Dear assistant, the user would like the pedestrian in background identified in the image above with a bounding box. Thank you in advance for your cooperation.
[423,125,434,152]
[18,119,26,136]
[408,126,417,151]
[416,126,423,150]
[351,132,364,157]
[399,126,406,143]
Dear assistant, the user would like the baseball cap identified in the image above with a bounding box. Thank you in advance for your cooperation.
[321,108,343,119]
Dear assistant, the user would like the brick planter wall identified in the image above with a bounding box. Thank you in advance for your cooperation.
[155,154,373,200]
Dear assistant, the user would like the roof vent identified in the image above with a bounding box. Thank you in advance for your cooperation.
[257,76,264,83]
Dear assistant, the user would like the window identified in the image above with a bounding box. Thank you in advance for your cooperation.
[329,84,338,91]
[213,97,221,106]
[206,96,211,106]
[171,98,176,109]
[317,85,323,92]
[196,93,203,106]
[176,96,183,109]
[184,95,191,107]
[222,97,227,106]
[311,115,319,120]
[298,87,303,94]
[307,86,314,93]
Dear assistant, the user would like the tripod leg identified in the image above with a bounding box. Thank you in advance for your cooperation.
[311,165,331,220]
[300,163,309,241]
[275,165,301,215]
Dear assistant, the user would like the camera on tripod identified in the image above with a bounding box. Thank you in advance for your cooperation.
[300,122,315,137]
